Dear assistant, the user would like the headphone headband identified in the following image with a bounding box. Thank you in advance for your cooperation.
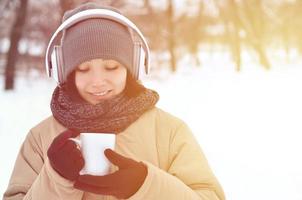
[45,8,150,81]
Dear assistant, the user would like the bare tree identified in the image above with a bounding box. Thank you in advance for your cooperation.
[241,0,270,69]
[143,0,153,14]
[167,0,176,72]
[185,2,205,67]
[215,0,243,71]
[226,0,242,71]
[59,0,76,16]
[4,0,28,90]
[215,0,270,70]
[287,1,302,55]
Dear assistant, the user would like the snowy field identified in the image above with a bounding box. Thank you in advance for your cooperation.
[1,50,302,199]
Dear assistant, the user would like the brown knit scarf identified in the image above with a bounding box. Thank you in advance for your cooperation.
[50,86,159,133]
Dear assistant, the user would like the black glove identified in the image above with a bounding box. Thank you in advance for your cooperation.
[74,149,147,199]
[47,129,84,181]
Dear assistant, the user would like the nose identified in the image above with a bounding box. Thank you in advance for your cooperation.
[90,69,108,88]
[85,59,110,88]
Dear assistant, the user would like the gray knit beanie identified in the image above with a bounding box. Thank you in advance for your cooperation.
[61,3,134,82]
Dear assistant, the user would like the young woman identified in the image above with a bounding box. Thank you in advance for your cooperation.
[3,3,225,200]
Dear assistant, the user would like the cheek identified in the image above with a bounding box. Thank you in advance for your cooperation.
[74,73,86,92]
[116,70,127,90]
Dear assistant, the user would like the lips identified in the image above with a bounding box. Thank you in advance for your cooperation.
[91,90,110,96]
[89,90,112,99]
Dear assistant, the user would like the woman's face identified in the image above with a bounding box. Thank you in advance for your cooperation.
[75,58,127,105]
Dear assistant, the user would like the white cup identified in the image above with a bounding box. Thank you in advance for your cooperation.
[69,133,116,176]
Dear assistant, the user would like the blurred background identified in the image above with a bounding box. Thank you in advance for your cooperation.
[1,0,302,199]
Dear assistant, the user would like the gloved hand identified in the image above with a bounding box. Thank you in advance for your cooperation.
[47,129,84,181]
[74,149,147,199]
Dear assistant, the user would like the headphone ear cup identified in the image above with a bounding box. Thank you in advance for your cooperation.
[50,48,59,84]
[138,45,146,79]
[132,42,141,79]
[50,46,64,85]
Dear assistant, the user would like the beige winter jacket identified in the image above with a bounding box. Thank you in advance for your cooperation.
[3,107,225,200]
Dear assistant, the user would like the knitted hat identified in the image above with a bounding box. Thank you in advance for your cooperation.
[60,3,134,82]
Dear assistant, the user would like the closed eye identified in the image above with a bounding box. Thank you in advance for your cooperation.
[106,65,119,71]
[76,68,89,72]
[76,65,90,72]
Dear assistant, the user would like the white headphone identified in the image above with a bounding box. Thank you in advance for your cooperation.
[45,8,150,85]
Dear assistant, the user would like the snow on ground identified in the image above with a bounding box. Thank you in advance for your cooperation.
[1,50,302,199]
